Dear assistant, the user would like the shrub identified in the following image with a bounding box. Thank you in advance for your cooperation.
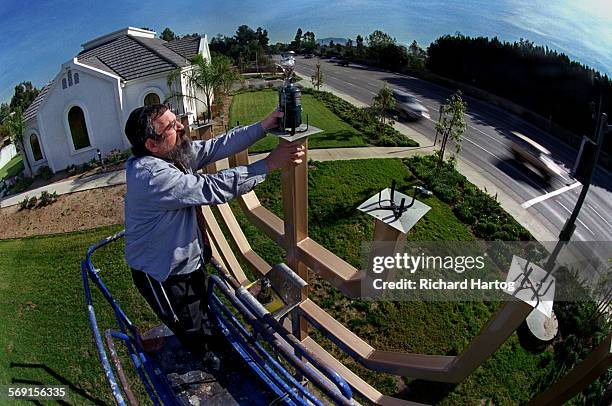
[37,165,53,180]
[26,196,37,209]
[300,88,419,147]
[18,191,59,210]
[404,155,534,241]
[8,177,33,194]
[104,149,129,166]
[19,196,29,211]
[38,191,58,207]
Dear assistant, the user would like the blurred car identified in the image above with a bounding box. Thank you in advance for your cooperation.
[338,59,350,66]
[392,89,429,120]
[304,54,314,59]
[509,131,562,180]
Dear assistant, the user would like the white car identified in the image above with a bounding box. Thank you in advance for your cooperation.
[510,131,562,180]
[392,89,429,120]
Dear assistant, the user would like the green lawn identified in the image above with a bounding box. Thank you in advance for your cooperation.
[0,159,583,405]
[0,154,24,181]
[228,89,368,152]
[223,159,563,404]
[0,225,156,405]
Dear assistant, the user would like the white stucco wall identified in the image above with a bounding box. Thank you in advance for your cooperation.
[123,73,172,124]
[127,70,206,125]
[37,63,123,172]
[20,123,48,177]
[28,36,214,174]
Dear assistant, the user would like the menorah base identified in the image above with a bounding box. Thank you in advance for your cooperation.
[269,125,323,142]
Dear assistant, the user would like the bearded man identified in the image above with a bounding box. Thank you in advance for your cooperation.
[123,104,304,359]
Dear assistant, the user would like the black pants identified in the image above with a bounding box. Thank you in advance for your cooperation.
[131,267,213,354]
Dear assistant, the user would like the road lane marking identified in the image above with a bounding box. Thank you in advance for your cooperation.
[521,182,581,208]
[591,207,612,230]
[557,201,596,236]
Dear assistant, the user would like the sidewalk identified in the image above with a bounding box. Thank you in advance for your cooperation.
[0,146,433,209]
[1,83,555,243]
[0,170,126,208]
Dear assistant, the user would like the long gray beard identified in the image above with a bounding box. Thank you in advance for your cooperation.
[167,130,196,170]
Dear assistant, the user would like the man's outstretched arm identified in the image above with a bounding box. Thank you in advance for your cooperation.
[191,109,283,170]
[138,139,305,210]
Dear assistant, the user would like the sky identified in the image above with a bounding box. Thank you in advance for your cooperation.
[1,0,610,103]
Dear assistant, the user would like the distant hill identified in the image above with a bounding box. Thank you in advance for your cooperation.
[317,37,348,46]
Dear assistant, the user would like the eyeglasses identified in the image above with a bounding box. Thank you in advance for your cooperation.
[157,119,177,137]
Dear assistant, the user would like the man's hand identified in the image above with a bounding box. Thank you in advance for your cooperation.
[261,109,284,131]
[264,141,306,172]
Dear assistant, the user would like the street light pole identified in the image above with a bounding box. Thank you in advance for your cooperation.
[559,113,610,242]
[544,112,610,271]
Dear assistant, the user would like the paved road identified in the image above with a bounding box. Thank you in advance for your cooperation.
[295,56,612,246]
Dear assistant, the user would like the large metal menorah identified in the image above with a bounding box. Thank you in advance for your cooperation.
[192,115,603,406]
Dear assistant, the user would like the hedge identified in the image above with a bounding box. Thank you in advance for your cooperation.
[404,155,532,241]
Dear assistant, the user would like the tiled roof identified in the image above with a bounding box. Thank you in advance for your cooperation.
[162,35,201,60]
[78,36,175,80]
[23,84,51,122]
[22,34,203,122]
[78,35,202,81]
[134,36,190,66]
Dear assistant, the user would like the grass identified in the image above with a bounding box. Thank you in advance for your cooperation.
[0,159,585,405]
[0,225,156,405]
[223,159,561,404]
[228,89,368,152]
[0,154,24,181]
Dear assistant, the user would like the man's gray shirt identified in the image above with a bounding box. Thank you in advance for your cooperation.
[125,123,267,282]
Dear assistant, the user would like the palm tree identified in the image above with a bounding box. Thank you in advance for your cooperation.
[166,54,238,121]
[4,108,32,177]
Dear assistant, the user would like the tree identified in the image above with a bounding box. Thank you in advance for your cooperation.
[435,90,467,165]
[292,28,303,51]
[235,25,257,48]
[311,62,324,91]
[355,35,365,59]
[160,27,177,42]
[167,54,238,120]
[372,85,395,127]
[209,34,236,56]
[367,30,395,49]
[0,102,10,124]
[302,31,316,53]
[407,40,426,70]
[256,27,269,50]
[10,82,39,113]
[367,30,399,67]
[4,107,31,176]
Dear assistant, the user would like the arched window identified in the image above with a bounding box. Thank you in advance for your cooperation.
[68,72,73,87]
[30,134,43,161]
[68,106,91,150]
[74,72,79,84]
[62,78,67,89]
[144,92,161,106]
